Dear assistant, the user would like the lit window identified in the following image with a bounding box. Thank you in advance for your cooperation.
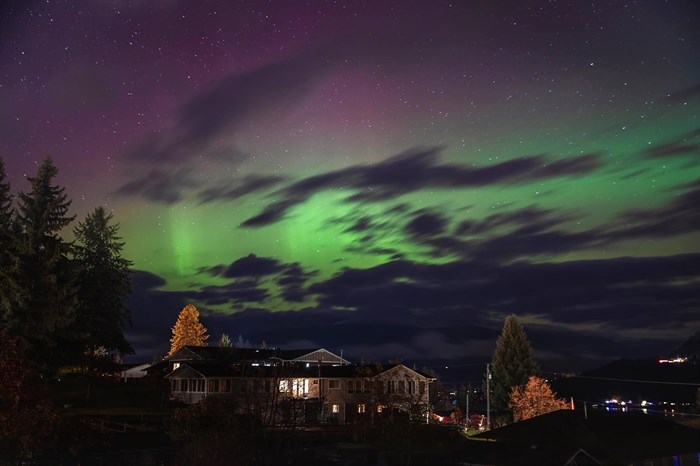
[357,404,366,413]
[332,404,340,413]
[172,362,180,370]
[292,378,309,396]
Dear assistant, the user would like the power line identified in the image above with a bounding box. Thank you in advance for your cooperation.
[563,374,699,386]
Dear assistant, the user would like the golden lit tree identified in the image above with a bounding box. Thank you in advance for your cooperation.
[509,375,569,421]
[168,304,209,356]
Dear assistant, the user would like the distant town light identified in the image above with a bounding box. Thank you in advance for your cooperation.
[658,356,687,364]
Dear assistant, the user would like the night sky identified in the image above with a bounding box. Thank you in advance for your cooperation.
[2,0,698,380]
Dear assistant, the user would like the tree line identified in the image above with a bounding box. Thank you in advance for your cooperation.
[0,156,133,375]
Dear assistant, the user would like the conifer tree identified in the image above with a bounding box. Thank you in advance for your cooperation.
[72,206,133,356]
[218,333,232,348]
[13,157,78,369]
[490,315,539,412]
[0,157,12,234]
[168,304,209,356]
[509,375,569,421]
[0,157,19,326]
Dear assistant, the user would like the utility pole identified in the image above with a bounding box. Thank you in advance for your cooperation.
[466,386,469,428]
[486,363,491,430]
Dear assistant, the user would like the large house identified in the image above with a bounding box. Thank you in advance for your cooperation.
[162,346,437,425]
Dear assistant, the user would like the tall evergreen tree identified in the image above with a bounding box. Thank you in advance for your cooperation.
[72,206,134,356]
[490,315,540,412]
[168,304,209,356]
[0,157,12,233]
[0,157,19,326]
[14,157,78,369]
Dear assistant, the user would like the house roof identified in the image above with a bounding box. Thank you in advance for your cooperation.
[165,345,351,365]
[163,362,436,381]
[470,409,700,465]
[165,362,240,379]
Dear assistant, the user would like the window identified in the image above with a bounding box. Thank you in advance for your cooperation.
[292,378,309,397]
[363,380,371,393]
[172,362,180,370]
[222,379,231,392]
[347,380,354,393]
[398,380,406,395]
[196,379,205,392]
[387,381,395,394]
[419,381,426,395]
[332,404,340,413]
[328,379,340,389]
[407,380,416,395]
[208,379,219,392]
[357,404,366,414]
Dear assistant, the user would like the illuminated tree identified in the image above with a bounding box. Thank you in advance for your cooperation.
[509,375,569,421]
[490,315,539,412]
[168,304,209,356]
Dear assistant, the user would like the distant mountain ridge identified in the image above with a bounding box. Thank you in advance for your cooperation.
[552,329,700,405]
[670,329,700,360]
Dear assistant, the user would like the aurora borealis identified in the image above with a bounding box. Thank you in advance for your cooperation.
[1,0,698,377]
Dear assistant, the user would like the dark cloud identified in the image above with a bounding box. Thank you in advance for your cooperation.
[276,263,318,303]
[196,280,270,305]
[241,148,602,227]
[124,53,333,166]
[240,199,301,227]
[665,83,700,104]
[213,253,285,278]
[647,142,700,158]
[198,174,286,204]
[125,252,699,371]
[115,166,199,204]
[607,180,700,239]
[308,254,700,331]
[198,255,317,304]
[455,206,570,236]
[404,210,449,237]
[344,216,374,233]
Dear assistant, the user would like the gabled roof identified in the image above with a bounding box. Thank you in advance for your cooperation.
[375,364,436,380]
[280,348,351,365]
[165,345,351,365]
[166,345,222,361]
[472,409,700,465]
[164,361,435,381]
